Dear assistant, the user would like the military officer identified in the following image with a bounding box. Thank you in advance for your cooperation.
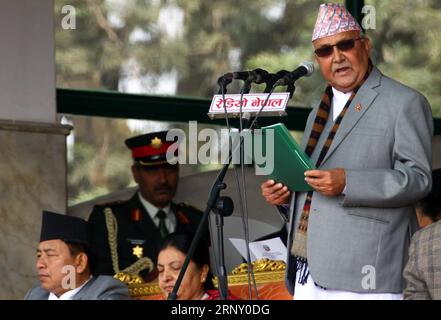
[88,130,207,282]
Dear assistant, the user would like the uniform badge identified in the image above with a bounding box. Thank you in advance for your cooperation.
[355,103,362,112]
[131,208,142,221]
[132,245,143,259]
[127,238,146,259]
[151,137,163,149]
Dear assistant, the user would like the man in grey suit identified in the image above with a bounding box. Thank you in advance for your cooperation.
[261,3,433,299]
[25,210,130,300]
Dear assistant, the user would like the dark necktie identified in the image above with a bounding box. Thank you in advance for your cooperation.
[156,210,169,238]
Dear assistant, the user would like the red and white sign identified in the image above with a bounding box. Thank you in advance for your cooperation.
[208,92,290,119]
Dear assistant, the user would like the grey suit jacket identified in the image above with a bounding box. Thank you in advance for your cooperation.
[284,67,433,294]
[403,220,441,300]
[24,275,131,300]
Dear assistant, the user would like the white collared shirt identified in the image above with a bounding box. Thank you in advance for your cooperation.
[48,276,91,300]
[138,192,176,232]
[331,87,352,121]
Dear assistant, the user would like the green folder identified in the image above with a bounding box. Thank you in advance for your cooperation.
[256,123,315,191]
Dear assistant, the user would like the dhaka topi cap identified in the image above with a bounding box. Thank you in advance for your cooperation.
[40,210,91,247]
[312,3,362,42]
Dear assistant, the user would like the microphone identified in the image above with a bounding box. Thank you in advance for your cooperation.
[217,71,251,94]
[222,68,272,83]
[274,62,314,87]
[248,69,269,94]
[244,69,285,93]
[217,68,283,94]
[232,70,252,81]
[217,75,233,94]
[244,68,270,84]
[230,68,270,94]
[234,68,280,94]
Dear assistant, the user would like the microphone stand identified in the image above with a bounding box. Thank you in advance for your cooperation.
[169,74,288,300]
[213,196,234,299]
[232,79,258,299]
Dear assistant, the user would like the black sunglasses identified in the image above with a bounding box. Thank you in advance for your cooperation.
[314,38,363,58]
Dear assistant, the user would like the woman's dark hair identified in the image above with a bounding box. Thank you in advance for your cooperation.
[159,232,215,290]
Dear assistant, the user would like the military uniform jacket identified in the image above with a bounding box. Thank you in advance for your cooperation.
[88,192,206,277]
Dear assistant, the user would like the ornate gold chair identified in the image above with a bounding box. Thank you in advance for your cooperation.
[120,259,292,300]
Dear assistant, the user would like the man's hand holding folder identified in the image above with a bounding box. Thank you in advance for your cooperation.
[261,168,346,205]
[304,168,346,196]
[261,179,291,205]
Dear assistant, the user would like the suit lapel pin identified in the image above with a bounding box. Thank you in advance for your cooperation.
[355,103,362,112]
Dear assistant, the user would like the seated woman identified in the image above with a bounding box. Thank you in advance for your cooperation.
[157,232,237,300]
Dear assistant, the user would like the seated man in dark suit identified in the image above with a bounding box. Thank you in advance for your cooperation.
[88,131,207,282]
[25,210,130,300]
